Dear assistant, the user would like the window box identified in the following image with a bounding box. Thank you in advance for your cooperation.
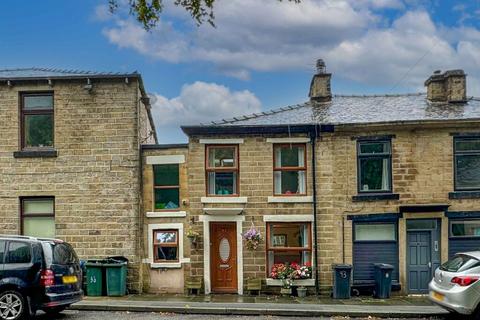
[449,191,480,199]
[352,193,399,202]
[265,278,315,287]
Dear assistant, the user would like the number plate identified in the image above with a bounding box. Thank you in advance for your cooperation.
[432,291,444,301]
[62,275,78,284]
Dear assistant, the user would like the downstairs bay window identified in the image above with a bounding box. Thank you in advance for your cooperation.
[266,222,312,276]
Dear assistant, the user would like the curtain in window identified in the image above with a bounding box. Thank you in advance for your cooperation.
[274,171,282,194]
[298,171,306,194]
[208,172,215,195]
[298,147,305,167]
[275,147,282,167]
[382,158,389,190]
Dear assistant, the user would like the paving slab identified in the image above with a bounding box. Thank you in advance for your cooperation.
[71,295,450,318]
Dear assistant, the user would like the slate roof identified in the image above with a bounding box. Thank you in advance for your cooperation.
[203,93,480,127]
[0,67,139,80]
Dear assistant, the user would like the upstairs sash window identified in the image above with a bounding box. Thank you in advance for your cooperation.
[357,141,392,193]
[21,93,54,149]
[273,144,306,195]
[454,138,480,190]
[154,164,180,210]
[206,145,239,196]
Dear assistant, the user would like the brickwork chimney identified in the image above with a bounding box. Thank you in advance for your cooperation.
[425,69,467,103]
[309,59,332,102]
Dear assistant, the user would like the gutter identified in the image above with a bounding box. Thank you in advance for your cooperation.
[181,124,334,136]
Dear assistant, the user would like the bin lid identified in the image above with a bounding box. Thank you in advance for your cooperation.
[373,263,394,270]
[332,264,352,270]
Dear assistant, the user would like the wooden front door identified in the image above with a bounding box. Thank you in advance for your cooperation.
[210,222,237,293]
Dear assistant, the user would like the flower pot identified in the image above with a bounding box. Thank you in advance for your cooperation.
[280,287,292,296]
[297,286,307,298]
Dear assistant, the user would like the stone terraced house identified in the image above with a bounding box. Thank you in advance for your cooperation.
[142,61,480,296]
[0,68,157,293]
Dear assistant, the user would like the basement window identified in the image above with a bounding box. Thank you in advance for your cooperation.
[357,141,392,193]
[454,138,480,191]
[273,144,307,195]
[20,93,54,149]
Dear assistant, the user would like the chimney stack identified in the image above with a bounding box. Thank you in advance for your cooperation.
[425,69,467,103]
[309,59,332,102]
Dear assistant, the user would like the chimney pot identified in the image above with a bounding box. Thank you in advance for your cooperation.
[316,59,326,74]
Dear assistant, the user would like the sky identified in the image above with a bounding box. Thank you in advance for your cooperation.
[1,0,480,143]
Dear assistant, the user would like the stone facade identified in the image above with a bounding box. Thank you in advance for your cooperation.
[141,145,190,293]
[0,76,155,292]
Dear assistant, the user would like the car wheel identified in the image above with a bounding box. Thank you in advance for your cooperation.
[0,290,26,320]
[42,306,67,315]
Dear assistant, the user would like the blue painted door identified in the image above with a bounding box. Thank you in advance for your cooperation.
[407,231,431,293]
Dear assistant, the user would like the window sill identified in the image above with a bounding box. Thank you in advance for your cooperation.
[449,191,480,200]
[146,211,187,218]
[268,196,313,203]
[201,197,248,204]
[352,193,399,202]
[266,279,315,287]
[144,258,191,269]
[13,149,58,158]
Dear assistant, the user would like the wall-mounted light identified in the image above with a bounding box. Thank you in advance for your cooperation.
[7,80,12,87]
[47,79,53,87]
[84,78,93,92]
[125,77,129,85]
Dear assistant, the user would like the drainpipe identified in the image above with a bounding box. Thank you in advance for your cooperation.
[310,126,320,295]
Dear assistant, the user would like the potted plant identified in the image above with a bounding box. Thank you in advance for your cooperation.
[291,262,312,297]
[271,263,294,296]
[186,228,200,247]
[242,227,262,250]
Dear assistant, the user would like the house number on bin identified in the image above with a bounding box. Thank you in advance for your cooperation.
[339,271,348,279]
[90,276,97,283]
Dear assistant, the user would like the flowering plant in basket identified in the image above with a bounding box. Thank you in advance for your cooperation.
[242,227,262,250]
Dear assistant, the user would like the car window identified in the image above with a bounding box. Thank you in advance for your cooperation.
[440,254,480,272]
[50,243,78,264]
[0,240,5,264]
[5,242,32,264]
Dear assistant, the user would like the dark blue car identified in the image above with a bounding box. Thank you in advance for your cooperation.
[0,235,83,319]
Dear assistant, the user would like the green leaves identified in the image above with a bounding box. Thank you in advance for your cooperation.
[109,0,301,31]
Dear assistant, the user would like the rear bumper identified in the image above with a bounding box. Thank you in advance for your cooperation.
[41,290,83,309]
[429,281,477,315]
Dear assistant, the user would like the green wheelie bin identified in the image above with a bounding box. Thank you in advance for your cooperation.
[104,258,128,296]
[85,260,106,296]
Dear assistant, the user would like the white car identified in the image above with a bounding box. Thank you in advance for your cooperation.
[429,252,480,318]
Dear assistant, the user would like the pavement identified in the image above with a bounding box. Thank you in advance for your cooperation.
[70,294,450,318]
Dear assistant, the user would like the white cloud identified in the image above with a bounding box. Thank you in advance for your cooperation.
[99,1,480,95]
[150,81,262,129]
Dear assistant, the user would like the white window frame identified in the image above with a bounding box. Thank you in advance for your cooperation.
[145,223,190,268]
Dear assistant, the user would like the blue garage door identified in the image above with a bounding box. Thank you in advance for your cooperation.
[449,219,480,258]
[353,222,399,282]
